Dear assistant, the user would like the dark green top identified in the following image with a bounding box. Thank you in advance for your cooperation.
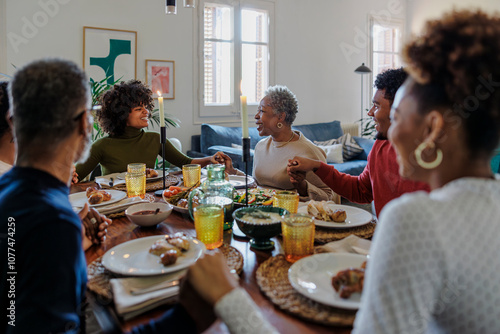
[76,127,191,180]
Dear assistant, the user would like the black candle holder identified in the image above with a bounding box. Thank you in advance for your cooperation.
[154,126,167,197]
[242,137,251,206]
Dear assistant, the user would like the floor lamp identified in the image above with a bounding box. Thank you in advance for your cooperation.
[354,63,372,134]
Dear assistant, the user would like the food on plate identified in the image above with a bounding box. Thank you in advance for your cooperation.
[160,250,178,266]
[149,234,191,266]
[86,186,112,204]
[331,261,367,299]
[165,235,190,251]
[146,168,159,178]
[331,209,347,222]
[88,192,104,205]
[149,239,180,256]
[164,184,198,207]
[163,186,183,198]
[233,189,275,206]
[177,198,188,208]
[240,210,283,225]
[307,200,347,222]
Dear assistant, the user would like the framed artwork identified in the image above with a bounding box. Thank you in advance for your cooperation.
[83,26,137,84]
[146,59,175,99]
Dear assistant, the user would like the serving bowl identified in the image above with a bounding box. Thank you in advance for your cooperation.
[232,206,289,250]
[125,202,173,227]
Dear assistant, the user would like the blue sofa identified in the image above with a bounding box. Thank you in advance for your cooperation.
[187,121,374,175]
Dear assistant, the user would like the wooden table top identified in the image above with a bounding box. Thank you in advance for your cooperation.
[83,190,352,334]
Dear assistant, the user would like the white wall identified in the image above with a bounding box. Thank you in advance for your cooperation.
[3,0,405,152]
[408,0,500,34]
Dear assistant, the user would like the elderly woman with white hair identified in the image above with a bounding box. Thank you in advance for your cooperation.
[225,85,335,201]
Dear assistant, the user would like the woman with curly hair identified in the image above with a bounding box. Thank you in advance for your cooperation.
[76,80,224,179]
[224,85,335,201]
[353,10,500,333]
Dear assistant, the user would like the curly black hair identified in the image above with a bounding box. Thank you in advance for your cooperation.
[0,82,9,137]
[374,67,407,103]
[98,80,154,137]
[404,9,500,156]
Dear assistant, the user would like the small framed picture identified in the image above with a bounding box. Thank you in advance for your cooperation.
[83,26,137,84]
[146,59,175,99]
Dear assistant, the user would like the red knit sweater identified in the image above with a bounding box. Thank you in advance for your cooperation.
[315,139,430,217]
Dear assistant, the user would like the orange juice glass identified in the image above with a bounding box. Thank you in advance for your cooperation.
[273,191,299,213]
[182,164,201,188]
[193,204,224,250]
[281,213,315,263]
[126,163,146,198]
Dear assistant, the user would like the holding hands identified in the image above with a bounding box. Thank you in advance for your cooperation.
[287,156,322,174]
[211,151,237,175]
[287,156,322,196]
[79,203,111,250]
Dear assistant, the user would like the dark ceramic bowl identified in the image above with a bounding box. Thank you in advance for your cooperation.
[232,206,289,250]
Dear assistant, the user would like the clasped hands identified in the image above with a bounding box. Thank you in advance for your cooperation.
[79,203,110,251]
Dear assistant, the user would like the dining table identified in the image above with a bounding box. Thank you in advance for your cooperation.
[79,182,354,334]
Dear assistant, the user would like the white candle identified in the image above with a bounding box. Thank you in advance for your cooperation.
[240,95,248,138]
[157,91,165,127]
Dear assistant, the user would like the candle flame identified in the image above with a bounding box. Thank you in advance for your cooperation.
[157,90,162,97]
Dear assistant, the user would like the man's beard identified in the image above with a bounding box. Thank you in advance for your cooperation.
[75,130,92,164]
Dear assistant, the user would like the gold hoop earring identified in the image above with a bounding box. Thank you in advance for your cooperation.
[277,122,283,129]
[414,141,443,169]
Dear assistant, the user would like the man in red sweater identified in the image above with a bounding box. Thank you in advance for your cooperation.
[288,68,430,217]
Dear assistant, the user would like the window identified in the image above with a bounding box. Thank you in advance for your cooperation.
[195,0,274,122]
[370,17,403,89]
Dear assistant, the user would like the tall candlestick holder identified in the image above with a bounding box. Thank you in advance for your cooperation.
[242,137,251,206]
[154,126,167,196]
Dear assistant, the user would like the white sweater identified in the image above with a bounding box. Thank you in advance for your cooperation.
[252,131,335,201]
[353,176,500,334]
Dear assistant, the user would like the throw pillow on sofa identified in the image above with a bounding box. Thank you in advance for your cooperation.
[317,143,344,163]
[314,133,363,160]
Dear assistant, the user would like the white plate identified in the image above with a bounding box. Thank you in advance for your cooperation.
[288,253,367,309]
[297,203,372,229]
[69,190,127,208]
[228,175,256,189]
[116,170,166,181]
[172,205,190,215]
[102,235,206,276]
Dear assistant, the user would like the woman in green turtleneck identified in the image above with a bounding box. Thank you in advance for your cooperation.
[76,80,224,180]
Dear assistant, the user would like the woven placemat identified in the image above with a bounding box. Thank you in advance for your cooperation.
[112,174,180,192]
[87,244,243,298]
[314,221,377,245]
[256,254,356,326]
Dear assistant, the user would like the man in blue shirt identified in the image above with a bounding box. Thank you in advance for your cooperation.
[0,59,200,334]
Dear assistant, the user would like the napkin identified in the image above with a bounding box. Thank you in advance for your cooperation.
[95,173,126,189]
[315,235,371,255]
[110,269,186,320]
[97,197,148,215]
